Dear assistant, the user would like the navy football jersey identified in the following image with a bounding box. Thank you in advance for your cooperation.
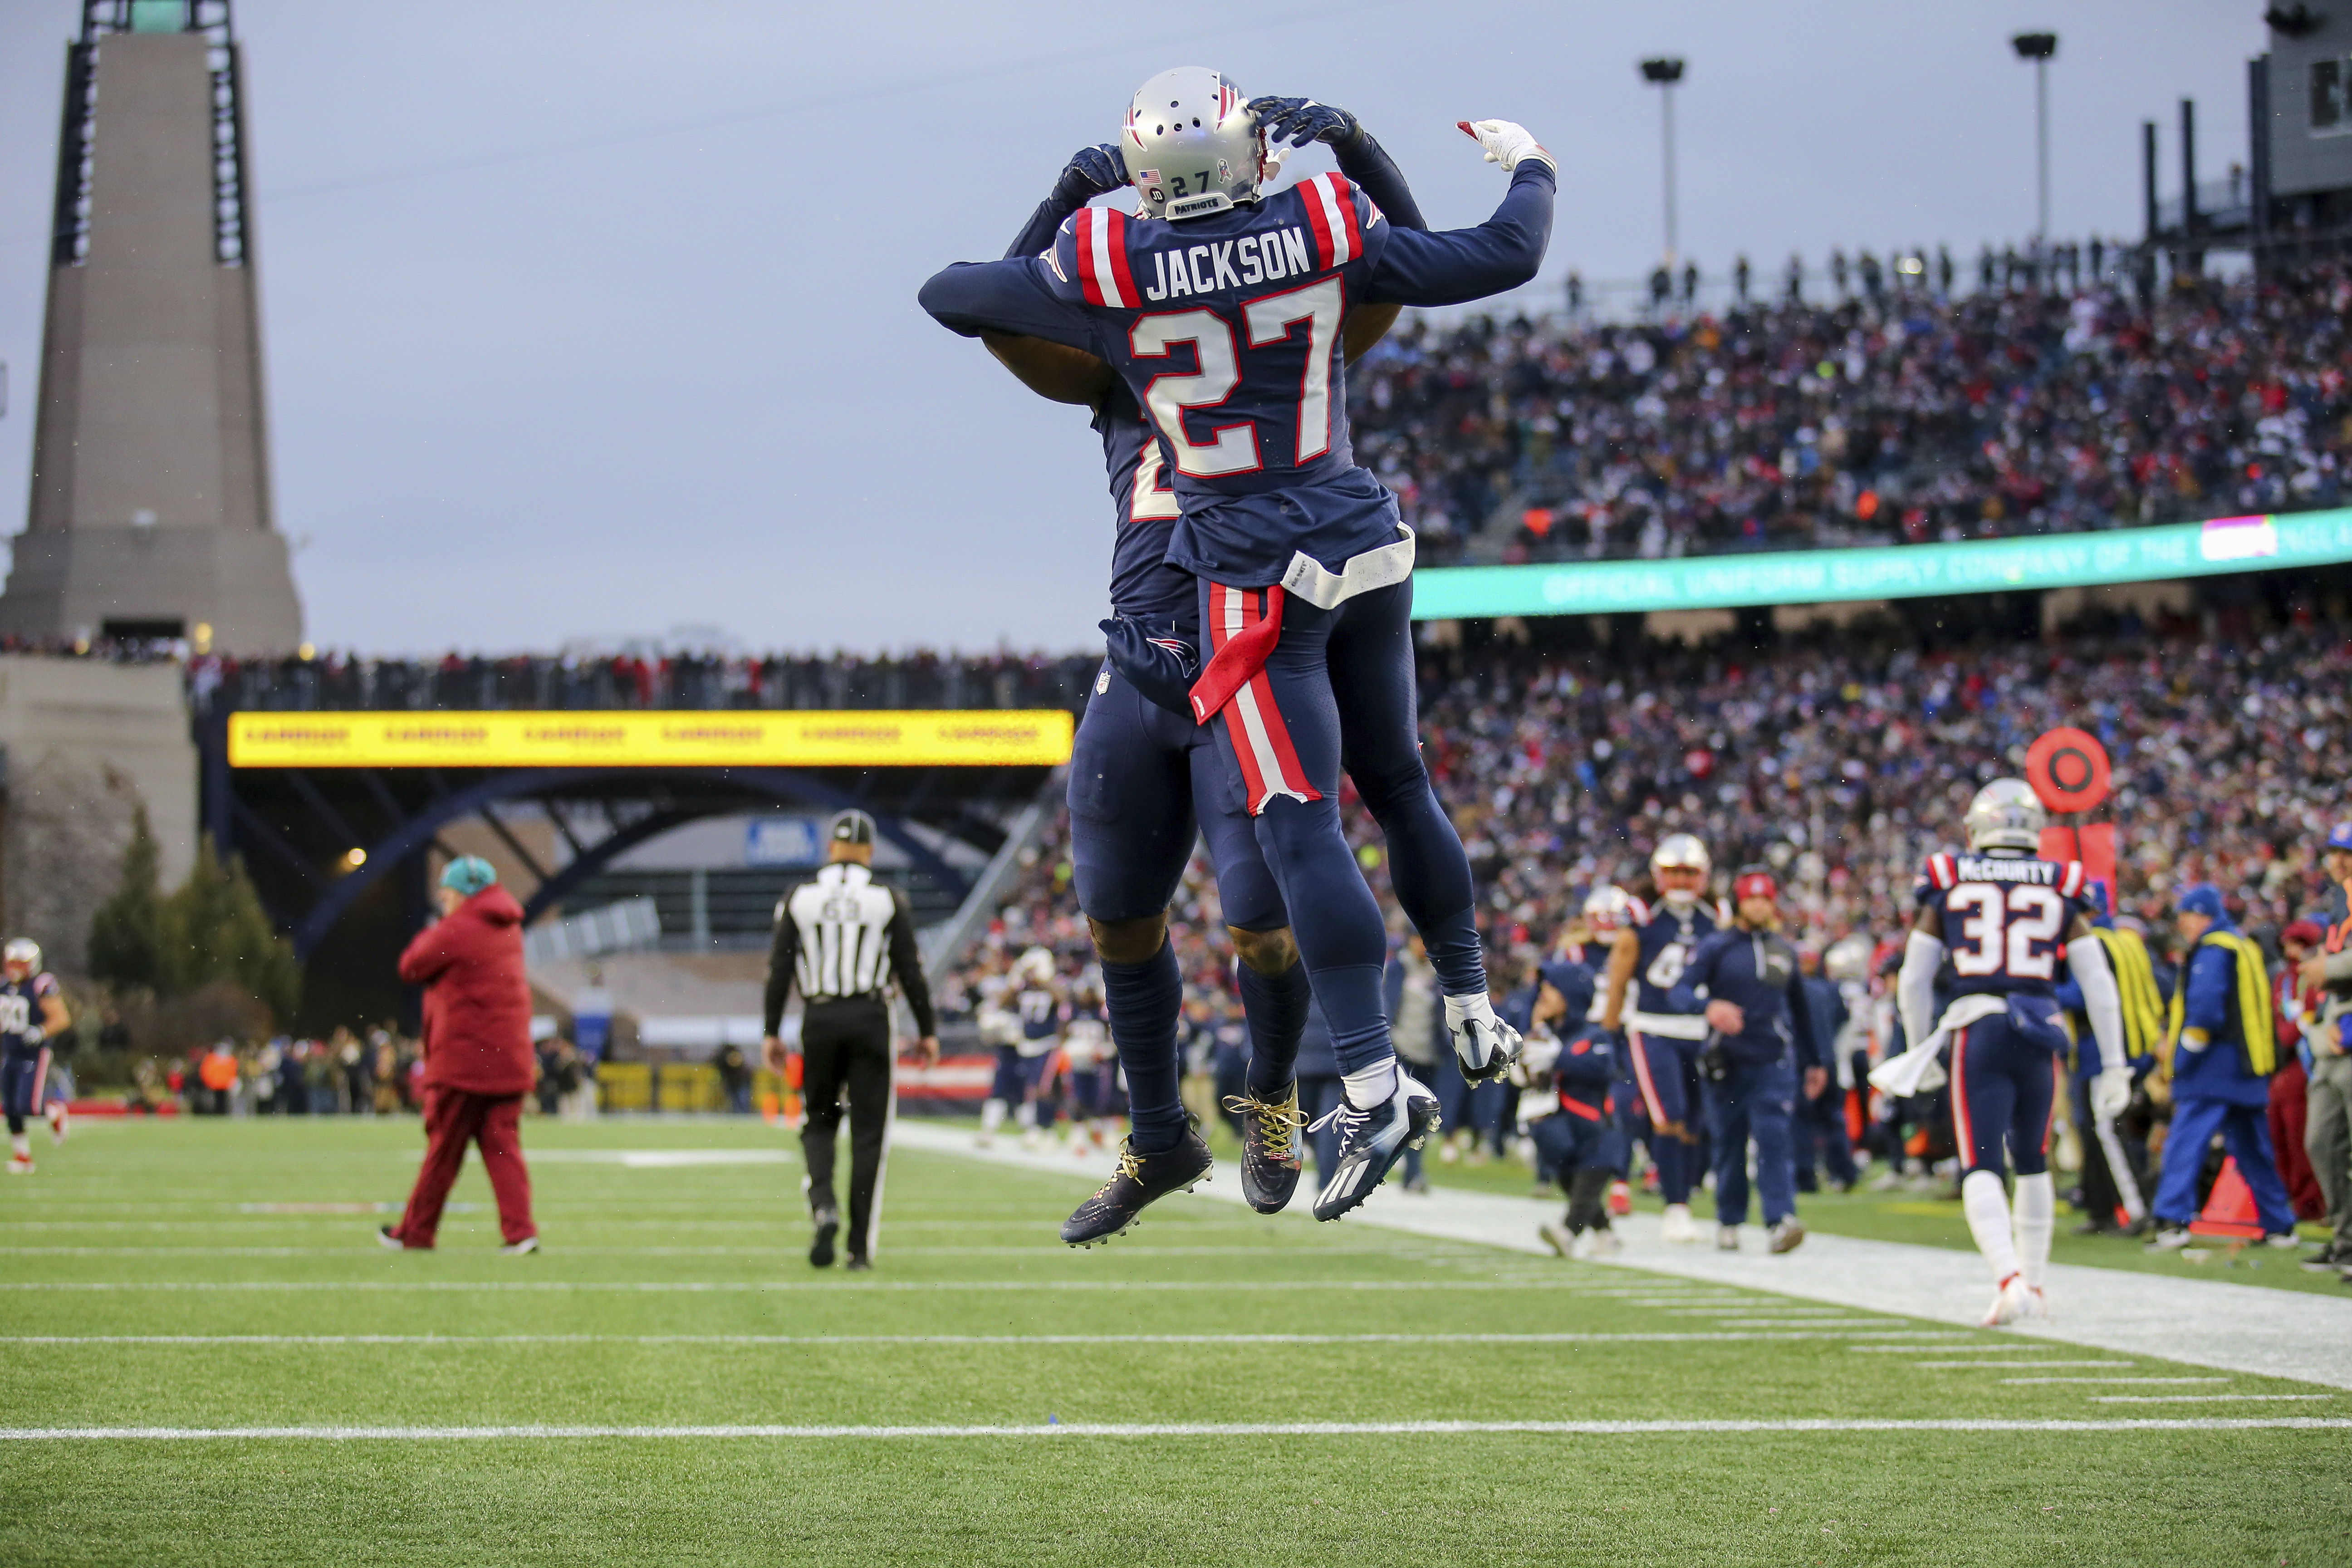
[921,162,1556,586]
[0,972,58,1054]
[1015,984,1064,1056]
[1096,387,1196,626]
[1918,852,2093,1000]
[1628,902,1720,1040]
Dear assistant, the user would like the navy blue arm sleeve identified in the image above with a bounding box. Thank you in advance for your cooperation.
[1332,130,1426,233]
[1360,162,1554,307]
[1006,194,1084,262]
[919,259,1097,352]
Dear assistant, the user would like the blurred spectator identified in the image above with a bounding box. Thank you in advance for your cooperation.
[2272,918,2327,1221]
[715,1041,753,1115]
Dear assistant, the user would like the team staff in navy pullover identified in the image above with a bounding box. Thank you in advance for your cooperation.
[922,98,1555,1218]
[2148,884,2298,1243]
[1670,868,1823,1252]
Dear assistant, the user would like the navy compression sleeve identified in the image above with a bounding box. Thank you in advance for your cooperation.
[1360,161,1555,307]
[1332,128,1427,232]
[918,259,1096,350]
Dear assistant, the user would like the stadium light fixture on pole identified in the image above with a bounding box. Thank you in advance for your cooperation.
[2011,32,2058,246]
[1639,57,1686,265]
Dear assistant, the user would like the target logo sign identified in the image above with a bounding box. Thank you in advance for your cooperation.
[2025,727,2111,813]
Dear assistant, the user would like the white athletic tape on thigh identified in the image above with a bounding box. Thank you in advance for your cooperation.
[1277,525,1416,612]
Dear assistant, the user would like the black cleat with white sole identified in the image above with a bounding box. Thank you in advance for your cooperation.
[1309,1072,1440,1222]
[1061,1127,1213,1247]
[1452,1011,1523,1083]
[1223,1084,1305,1214]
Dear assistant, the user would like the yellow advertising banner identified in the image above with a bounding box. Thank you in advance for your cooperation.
[228,710,1075,769]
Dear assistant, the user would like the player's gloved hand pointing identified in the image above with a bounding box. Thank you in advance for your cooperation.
[1099,618,1200,719]
[1457,118,1555,175]
[1054,143,1128,206]
[1246,97,1361,149]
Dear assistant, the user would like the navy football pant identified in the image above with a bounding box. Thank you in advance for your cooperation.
[1,1046,48,1136]
[1200,578,1484,1077]
[1703,1056,1800,1228]
[2152,1095,2295,1233]
[1948,1017,2060,1179]
[1627,1031,1703,1204]
[1070,662,1293,1150]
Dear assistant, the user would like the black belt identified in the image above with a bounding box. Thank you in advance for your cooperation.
[804,993,887,1009]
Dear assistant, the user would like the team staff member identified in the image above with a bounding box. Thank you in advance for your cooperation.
[2296,823,2352,1274]
[382,858,539,1253]
[1669,867,1823,1254]
[763,811,939,1272]
[2054,888,2163,1235]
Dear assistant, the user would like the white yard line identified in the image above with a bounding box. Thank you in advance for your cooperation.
[1911,1360,2136,1369]
[2091,1394,2337,1403]
[1,1417,2343,1441]
[882,1123,2352,1390]
[0,1329,1984,1348]
[0,1279,1764,1293]
[2001,1376,2232,1385]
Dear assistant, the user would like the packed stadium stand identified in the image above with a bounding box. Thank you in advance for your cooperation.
[1351,254,2352,566]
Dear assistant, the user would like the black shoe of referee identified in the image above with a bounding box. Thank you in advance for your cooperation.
[809,1206,840,1269]
[1061,1127,1212,1247]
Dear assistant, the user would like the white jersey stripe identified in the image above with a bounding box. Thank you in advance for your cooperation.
[1313,176,1354,266]
[1088,210,1128,309]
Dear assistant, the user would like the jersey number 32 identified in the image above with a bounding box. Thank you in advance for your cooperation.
[1946,884,2065,980]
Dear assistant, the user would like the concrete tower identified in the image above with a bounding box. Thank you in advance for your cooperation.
[1,0,302,654]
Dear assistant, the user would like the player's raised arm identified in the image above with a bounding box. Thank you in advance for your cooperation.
[1248,96,1427,360]
[918,246,1097,352]
[1358,120,1556,309]
[974,145,1131,405]
[1600,926,1638,1032]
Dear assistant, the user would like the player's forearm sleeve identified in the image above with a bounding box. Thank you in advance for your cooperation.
[762,913,798,1037]
[1360,161,1554,307]
[887,891,938,1038]
[1333,128,1427,232]
[918,260,1096,350]
[1005,189,1086,260]
[2066,936,2126,1076]
[1898,932,1944,1049]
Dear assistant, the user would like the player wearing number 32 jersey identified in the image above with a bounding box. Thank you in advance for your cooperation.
[1889,780,2128,1325]
[923,69,1553,1219]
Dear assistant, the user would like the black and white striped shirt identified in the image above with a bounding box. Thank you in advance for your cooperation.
[762,863,936,1034]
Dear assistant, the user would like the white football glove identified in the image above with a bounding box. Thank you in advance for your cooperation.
[1457,118,1555,174]
[20,1026,40,1048]
[2090,1067,2133,1122]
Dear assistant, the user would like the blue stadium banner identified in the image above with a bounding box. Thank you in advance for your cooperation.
[1407,507,2352,620]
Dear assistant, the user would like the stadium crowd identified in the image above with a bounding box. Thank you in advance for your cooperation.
[1349,254,2352,565]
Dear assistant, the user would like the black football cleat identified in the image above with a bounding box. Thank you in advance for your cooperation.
[809,1206,839,1269]
[1223,1085,1305,1215]
[1061,1127,1213,1247]
[1309,1073,1440,1222]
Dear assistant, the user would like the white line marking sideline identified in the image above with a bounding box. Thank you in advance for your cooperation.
[1911,1360,2138,1369]
[0,1330,1987,1348]
[2089,1395,2336,1403]
[2000,1377,2233,1385]
[2,1417,2344,1441]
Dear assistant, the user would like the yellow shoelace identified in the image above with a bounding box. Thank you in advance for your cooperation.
[1088,1145,1145,1203]
[1222,1093,1305,1161]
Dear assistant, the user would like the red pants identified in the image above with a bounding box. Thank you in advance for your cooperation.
[391,1088,535,1248]
[2269,1059,2327,1221]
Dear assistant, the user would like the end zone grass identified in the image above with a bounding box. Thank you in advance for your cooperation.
[0,1118,2340,1566]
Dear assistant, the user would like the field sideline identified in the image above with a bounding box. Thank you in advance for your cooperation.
[0,1117,2342,1567]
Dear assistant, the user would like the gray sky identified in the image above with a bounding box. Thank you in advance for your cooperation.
[0,1,2265,657]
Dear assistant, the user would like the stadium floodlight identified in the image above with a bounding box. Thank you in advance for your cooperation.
[1638,58,1687,266]
[2011,32,2058,245]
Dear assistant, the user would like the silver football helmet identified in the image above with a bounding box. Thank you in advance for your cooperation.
[1649,833,1711,906]
[1123,67,1268,220]
[1582,885,1638,935]
[1824,934,1873,984]
[2,939,37,974]
[1964,779,2046,854]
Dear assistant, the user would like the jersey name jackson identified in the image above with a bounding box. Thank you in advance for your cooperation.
[1128,227,1319,301]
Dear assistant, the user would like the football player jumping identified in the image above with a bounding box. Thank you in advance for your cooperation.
[924,72,1553,1219]
[1885,781,2130,1325]
[961,96,1433,1242]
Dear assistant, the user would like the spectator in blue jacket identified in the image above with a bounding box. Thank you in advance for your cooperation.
[2147,884,2300,1250]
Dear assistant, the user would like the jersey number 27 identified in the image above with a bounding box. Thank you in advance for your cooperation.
[1947,884,2065,980]
[1130,278,1343,477]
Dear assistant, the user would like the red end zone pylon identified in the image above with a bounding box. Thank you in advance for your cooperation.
[2187,1156,2265,1239]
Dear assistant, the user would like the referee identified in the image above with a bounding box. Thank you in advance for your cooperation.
[763,809,939,1271]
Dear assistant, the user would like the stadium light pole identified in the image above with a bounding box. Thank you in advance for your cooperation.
[2011,32,2058,247]
[1639,57,1686,265]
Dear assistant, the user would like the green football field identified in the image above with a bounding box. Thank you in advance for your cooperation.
[0,1117,2343,1567]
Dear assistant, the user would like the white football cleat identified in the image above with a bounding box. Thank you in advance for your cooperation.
[1538,1221,1575,1258]
[45,1102,67,1146]
[5,1156,33,1176]
[1981,1275,2048,1326]
[1446,993,1523,1083]
[1585,1227,1623,1259]
[1659,1203,1699,1244]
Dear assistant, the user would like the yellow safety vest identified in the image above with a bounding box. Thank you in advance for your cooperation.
[2165,930,2277,1078]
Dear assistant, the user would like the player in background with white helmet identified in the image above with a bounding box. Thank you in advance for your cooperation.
[1884,780,2130,1325]
[1602,836,1721,1242]
[0,939,70,1173]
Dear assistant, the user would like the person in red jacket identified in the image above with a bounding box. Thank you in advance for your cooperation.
[379,856,539,1253]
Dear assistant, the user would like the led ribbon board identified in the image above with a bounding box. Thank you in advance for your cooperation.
[228,710,1075,769]
[1407,507,2352,620]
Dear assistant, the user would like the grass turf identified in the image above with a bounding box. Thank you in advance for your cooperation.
[0,1116,2341,1566]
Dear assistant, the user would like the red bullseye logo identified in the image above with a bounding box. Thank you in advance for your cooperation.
[2025,727,2111,813]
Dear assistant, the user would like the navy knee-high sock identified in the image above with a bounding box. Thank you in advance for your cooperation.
[1238,957,1312,1097]
[1358,772,1485,997]
[1251,798,1393,1076]
[1101,940,1185,1152]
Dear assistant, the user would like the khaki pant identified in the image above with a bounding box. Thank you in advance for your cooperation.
[2306,1052,2352,1239]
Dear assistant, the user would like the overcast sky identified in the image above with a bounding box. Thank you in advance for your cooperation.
[0,1,2266,657]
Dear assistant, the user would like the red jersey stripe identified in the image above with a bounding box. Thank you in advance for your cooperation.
[1300,179,1338,270]
[1102,209,1138,309]
[1328,173,1363,262]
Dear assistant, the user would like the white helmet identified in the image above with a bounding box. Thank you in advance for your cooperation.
[1824,934,1872,984]
[1964,779,2046,854]
[1650,834,1711,906]
[2,939,37,973]
[1123,67,1269,220]
[1582,886,1639,935]
[1016,946,1056,984]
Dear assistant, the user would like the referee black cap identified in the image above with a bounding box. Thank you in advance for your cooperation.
[827,809,876,848]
